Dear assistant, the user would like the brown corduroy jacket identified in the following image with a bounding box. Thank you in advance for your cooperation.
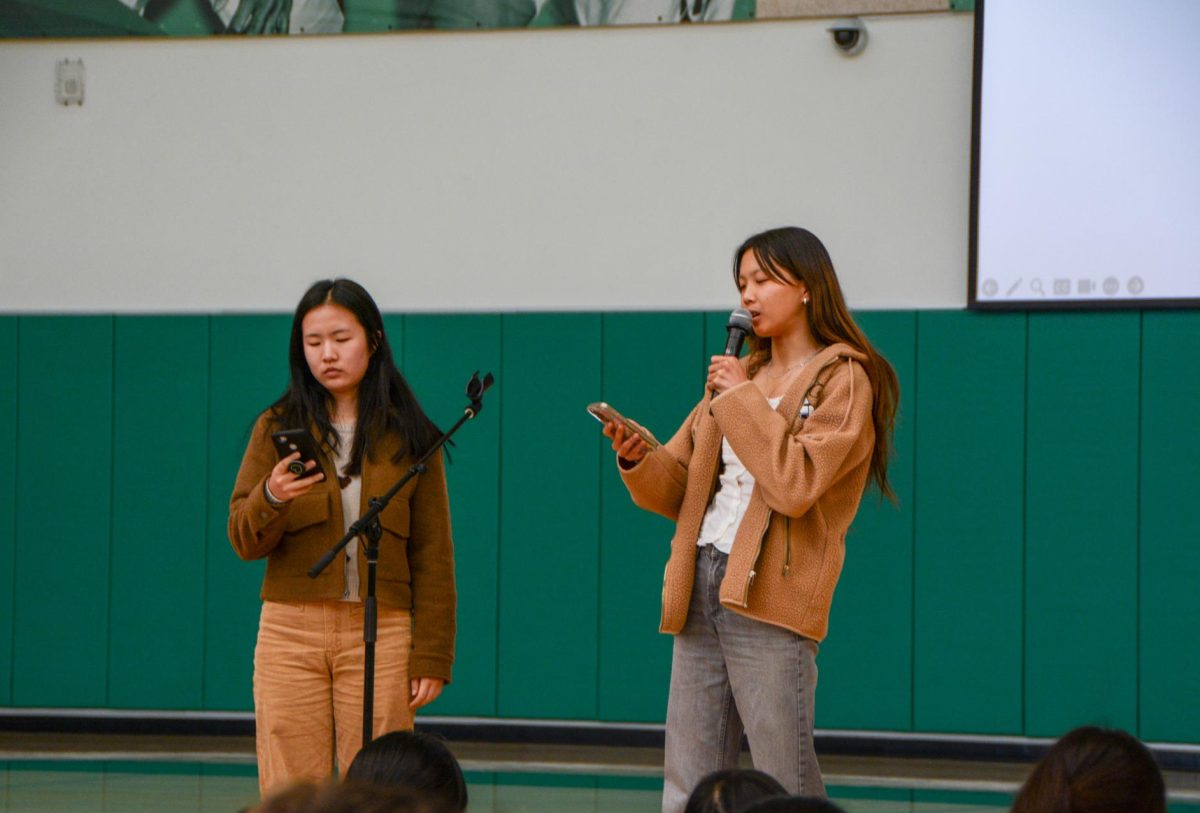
[619,344,875,642]
[228,412,456,682]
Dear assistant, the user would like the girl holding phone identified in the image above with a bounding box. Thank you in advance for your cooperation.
[228,279,455,797]
[603,227,898,812]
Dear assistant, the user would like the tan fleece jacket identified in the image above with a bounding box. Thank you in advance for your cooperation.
[619,343,875,642]
[228,412,456,682]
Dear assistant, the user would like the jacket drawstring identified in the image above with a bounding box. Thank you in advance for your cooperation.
[782,356,855,578]
[836,357,857,431]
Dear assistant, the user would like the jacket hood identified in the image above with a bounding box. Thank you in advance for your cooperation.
[807,341,868,365]
[743,341,868,373]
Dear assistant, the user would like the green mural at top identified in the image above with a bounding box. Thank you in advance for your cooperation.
[0,0,758,37]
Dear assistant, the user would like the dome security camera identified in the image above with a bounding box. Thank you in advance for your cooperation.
[827,18,867,56]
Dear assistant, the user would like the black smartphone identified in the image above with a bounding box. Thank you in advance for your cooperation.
[270,429,323,476]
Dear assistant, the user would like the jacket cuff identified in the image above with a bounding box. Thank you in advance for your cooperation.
[263,480,287,506]
[247,476,289,532]
[409,652,453,684]
[619,445,685,493]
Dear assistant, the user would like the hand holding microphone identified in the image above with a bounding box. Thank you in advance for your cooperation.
[708,308,753,397]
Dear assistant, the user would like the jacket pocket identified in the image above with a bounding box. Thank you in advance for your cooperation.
[379,498,410,541]
[286,492,330,532]
[377,498,412,585]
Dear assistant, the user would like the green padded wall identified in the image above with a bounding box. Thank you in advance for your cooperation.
[597,313,703,722]
[1139,310,1200,743]
[13,317,113,706]
[704,311,733,367]
[203,315,290,710]
[109,316,209,708]
[819,312,916,731]
[913,311,1025,734]
[0,318,15,705]
[381,315,405,365]
[401,314,502,717]
[497,314,602,718]
[1024,312,1139,736]
[1,308,1198,745]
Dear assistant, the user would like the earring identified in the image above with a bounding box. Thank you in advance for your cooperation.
[803,295,809,305]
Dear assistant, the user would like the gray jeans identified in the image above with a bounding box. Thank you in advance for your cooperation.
[662,545,824,813]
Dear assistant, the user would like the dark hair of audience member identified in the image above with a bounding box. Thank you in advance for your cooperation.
[1010,726,1166,813]
[684,768,788,813]
[741,796,846,813]
[252,780,321,813]
[253,779,452,813]
[344,730,468,812]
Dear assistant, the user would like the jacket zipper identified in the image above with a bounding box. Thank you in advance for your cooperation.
[738,356,851,604]
[784,515,792,576]
[741,510,772,606]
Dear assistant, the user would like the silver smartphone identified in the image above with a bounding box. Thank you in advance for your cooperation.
[587,402,659,449]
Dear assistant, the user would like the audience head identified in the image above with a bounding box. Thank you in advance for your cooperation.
[741,797,846,813]
[254,780,452,813]
[344,730,468,812]
[1011,726,1165,813]
[684,768,788,813]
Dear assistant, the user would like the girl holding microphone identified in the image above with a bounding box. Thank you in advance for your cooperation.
[604,227,898,812]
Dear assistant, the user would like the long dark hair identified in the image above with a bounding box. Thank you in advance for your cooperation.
[684,768,787,813]
[1010,727,1165,813]
[344,730,468,812]
[733,227,899,502]
[268,279,441,476]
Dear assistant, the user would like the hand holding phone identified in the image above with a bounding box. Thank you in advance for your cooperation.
[271,429,323,475]
[587,402,659,454]
[267,428,326,502]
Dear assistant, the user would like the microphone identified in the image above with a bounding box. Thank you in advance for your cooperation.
[722,308,753,357]
[712,308,753,397]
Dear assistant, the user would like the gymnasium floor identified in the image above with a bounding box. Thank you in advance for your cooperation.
[2,732,1198,812]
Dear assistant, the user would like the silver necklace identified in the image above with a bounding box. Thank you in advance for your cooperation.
[764,347,824,379]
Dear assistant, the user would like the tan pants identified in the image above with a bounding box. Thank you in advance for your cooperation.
[252,600,414,797]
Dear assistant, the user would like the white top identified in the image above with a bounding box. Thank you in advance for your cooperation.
[332,423,363,602]
[696,396,782,554]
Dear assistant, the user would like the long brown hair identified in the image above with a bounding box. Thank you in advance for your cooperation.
[733,227,899,502]
[1011,727,1165,813]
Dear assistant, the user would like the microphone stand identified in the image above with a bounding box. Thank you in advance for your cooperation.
[308,370,494,746]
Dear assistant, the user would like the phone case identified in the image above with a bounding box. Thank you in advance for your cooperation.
[586,402,659,448]
[271,429,323,476]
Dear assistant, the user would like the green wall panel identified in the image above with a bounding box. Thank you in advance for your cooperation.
[497,314,602,718]
[597,313,702,722]
[704,311,734,368]
[381,314,405,367]
[0,318,15,705]
[1139,310,1200,742]
[820,312,916,731]
[13,316,113,706]
[204,315,291,710]
[108,316,209,709]
[913,311,1025,734]
[2,307,1199,745]
[1025,312,1139,736]
[400,314,502,717]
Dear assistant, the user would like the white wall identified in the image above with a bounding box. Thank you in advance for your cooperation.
[0,14,974,313]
